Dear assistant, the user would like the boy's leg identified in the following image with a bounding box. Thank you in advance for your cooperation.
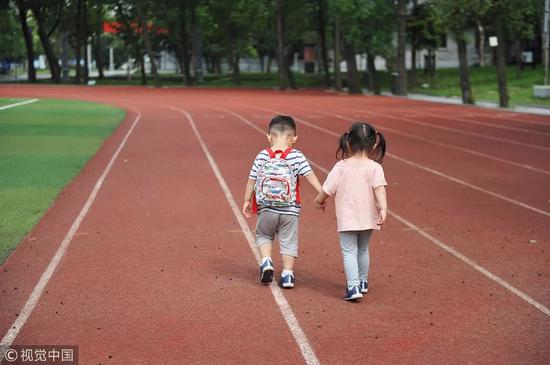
[258,242,273,259]
[256,211,278,283]
[357,230,373,283]
[338,231,360,289]
[281,255,295,271]
[277,214,299,269]
[277,214,298,288]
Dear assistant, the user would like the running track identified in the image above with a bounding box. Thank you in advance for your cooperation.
[0,85,548,364]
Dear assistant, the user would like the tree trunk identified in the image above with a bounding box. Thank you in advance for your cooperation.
[16,2,37,82]
[31,5,61,83]
[266,55,272,73]
[232,53,241,85]
[334,17,342,91]
[318,0,330,88]
[428,49,436,81]
[410,37,417,88]
[191,4,204,84]
[137,4,160,87]
[395,0,407,95]
[226,31,241,85]
[495,13,509,107]
[275,0,288,90]
[177,5,192,85]
[84,45,90,83]
[94,4,105,80]
[73,0,84,83]
[410,0,417,87]
[457,35,474,104]
[61,32,70,81]
[216,57,222,74]
[366,51,380,95]
[139,55,147,85]
[74,46,82,84]
[343,41,361,94]
[515,39,522,78]
[476,20,485,67]
[83,1,89,84]
[259,54,265,73]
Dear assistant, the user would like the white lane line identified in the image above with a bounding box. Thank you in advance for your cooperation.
[220,107,550,318]
[242,105,550,218]
[300,108,550,176]
[0,109,142,361]
[330,105,550,151]
[169,106,320,365]
[371,106,550,137]
[422,107,550,127]
[0,98,38,111]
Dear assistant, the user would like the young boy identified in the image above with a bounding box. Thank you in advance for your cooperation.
[242,115,322,288]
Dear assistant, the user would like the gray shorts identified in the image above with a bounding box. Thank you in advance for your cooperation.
[256,210,299,257]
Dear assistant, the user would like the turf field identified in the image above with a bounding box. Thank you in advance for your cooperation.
[0,98,125,262]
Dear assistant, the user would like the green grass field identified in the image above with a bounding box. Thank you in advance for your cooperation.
[0,98,27,107]
[0,98,125,263]
[407,66,550,107]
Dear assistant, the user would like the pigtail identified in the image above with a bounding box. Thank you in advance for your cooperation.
[335,132,350,160]
[336,121,386,162]
[371,131,386,163]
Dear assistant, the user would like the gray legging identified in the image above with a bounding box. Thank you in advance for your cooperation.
[338,230,373,288]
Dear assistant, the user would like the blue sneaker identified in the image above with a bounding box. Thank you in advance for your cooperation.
[259,259,274,283]
[360,280,369,294]
[279,274,295,288]
[344,286,363,301]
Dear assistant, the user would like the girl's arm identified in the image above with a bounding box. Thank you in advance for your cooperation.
[242,179,256,218]
[374,186,387,224]
[313,190,329,211]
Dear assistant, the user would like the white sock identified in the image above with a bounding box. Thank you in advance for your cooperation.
[281,269,293,277]
[261,257,272,265]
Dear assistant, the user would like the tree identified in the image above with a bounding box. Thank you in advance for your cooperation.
[204,0,267,85]
[329,0,394,94]
[361,0,395,95]
[64,0,89,84]
[433,0,490,104]
[328,0,366,94]
[275,0,289,89]
[29,0,64,83]
[115,1,148,85]
[161,0,192,85]
[333,15,342,91]
[136,1,160,87]
[91,0,105,80]
[14,0,37,82]
[395,0,407,95]
[487,0,540,107]
[407,0,441,87]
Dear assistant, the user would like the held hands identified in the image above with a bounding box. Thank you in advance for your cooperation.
[377,209,387,225]
[313,197,326,212]
[242,200,252,218]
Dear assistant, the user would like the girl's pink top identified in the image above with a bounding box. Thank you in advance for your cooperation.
[322,159,387,232]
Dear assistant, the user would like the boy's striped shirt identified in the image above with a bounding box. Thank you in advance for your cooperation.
[249,148,313,216]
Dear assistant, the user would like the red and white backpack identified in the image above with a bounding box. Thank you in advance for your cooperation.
[254,148,299,207]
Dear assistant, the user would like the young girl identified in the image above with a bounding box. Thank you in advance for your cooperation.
[314,122,387,301]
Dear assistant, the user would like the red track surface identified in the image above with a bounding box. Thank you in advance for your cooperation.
[0,85,549,364]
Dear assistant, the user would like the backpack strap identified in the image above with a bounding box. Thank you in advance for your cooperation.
[280,147,293,159]
[266,147,293,159]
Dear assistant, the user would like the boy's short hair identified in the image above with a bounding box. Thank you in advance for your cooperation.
[269,115,296,136]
